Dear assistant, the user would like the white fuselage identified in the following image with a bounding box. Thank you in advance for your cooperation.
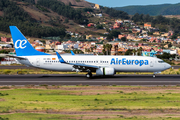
[17,55,171,73]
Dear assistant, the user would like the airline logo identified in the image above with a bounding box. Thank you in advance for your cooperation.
[111,58,149,66]
[15,40,27,49]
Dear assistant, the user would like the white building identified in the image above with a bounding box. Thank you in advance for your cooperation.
[170,50,177,55]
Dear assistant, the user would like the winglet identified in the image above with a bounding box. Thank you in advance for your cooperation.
[70,50,75,55]
[56,52,66,63]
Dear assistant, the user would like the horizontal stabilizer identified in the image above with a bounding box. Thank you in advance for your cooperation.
[70,50,75,55]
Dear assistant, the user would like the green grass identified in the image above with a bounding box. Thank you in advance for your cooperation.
[0,113,74,120]
[0,86,180,119]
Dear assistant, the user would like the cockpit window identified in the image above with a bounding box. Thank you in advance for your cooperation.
[158,61,164,63]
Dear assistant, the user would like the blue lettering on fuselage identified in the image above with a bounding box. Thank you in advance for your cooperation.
[110,58,149,66]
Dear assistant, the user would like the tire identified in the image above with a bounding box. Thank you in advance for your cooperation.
[86,73,92,78]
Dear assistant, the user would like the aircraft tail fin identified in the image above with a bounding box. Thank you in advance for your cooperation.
[9,26,49,56]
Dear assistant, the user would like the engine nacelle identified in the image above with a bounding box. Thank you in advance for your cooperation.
[96,68,115,76]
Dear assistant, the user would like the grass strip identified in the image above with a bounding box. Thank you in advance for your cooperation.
[0,86,180,119]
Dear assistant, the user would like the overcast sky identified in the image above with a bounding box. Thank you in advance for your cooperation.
[85,0,180,7]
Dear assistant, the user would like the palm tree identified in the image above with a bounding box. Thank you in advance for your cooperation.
[103,44,106,55]
[94,45,97,54]
[137,47,143,56]
[132,49,136,56]
[114,45,118,55]
[109,44,112,55]
[90,47,93,53]
[105,44,109,55]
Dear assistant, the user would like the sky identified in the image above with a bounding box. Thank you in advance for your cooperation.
[85,0,180,7]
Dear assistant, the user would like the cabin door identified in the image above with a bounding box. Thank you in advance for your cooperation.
[150,59,153,67]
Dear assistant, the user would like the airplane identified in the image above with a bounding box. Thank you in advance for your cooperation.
[9,26,171,78]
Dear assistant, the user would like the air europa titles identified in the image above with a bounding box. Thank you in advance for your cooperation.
[110,58,149,66]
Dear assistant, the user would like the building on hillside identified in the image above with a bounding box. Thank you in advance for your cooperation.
[1,37,11,42]
[124,20,131,23]
[170,50,177,55]
[56,44,68,50]
[87,23,94,27]
[161,33,169,37]
[144,23,151,29]
[94,4,100,9]
[0,44,12,49]
[35,46,45,52]
[96,14,102,18]
[86,35,92,39]
[118,35,126,39]
[153,32,160,36]
[113,22,121,29]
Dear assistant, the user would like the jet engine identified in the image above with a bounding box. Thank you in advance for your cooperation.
[96,68,115,76]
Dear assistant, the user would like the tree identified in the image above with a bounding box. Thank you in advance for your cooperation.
[137,47,143,56]
[65,34,71,39]
[105,44,109,55]
[135,43,138,46]
[64,19,69,23]
[132,49,136,55]
[108,44,112,55]
[170,34,177,39]
[107,34,113,41]
[121,37,127,42]
[94,45,97,54]
[114,45,118,55]
[102,49,106,55]
[125,49,132,55]
[96,24,103,29]
[90,47,93,52]
[168,43,172,48]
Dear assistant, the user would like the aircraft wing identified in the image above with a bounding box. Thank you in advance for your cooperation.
[56,52,99,70]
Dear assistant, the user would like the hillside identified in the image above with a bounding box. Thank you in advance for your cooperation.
[58,0,92,8]
[114,3,180,16]
[0,0,130,38]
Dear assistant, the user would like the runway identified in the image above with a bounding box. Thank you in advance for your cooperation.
[0,74,180,86]
[0,65,179,69]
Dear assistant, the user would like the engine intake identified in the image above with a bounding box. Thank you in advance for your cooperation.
[96,68,115,76]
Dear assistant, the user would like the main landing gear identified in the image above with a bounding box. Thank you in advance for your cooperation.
[86,72,92,78]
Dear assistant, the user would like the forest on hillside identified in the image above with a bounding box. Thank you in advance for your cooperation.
[0,0,66,38]
[114,3,180,16]
[102,7,130,19]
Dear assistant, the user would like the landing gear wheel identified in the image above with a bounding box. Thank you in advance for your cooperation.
[86,72,92,78]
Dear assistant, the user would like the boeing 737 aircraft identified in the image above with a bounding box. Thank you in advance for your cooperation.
[9,26,171,78]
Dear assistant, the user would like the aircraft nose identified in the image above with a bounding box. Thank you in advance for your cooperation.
[166,63,171,69]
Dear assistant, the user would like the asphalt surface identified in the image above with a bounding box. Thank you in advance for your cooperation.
[0,74,180,86]
[0,66,180,69]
